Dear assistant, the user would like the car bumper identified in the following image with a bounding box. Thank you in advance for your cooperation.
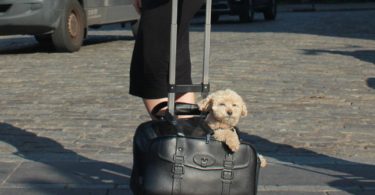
[0,0,63,35]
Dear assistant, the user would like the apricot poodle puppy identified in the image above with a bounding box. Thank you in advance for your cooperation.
[198,89,267,167]
[198,89,247,152]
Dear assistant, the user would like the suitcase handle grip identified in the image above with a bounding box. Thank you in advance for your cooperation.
[151,102,202,118]
[151,102,214,137]
[168,84,210,95]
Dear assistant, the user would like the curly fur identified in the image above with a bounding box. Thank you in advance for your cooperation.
[198,89,247,152]
[198,89,267,167]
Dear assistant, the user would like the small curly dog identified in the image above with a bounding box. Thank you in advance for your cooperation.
[198,89,247,152]
[198,89,267,167]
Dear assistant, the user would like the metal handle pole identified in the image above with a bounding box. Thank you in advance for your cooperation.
[203,0,212,87]
[168,0,179,116]
[169,0,212,115]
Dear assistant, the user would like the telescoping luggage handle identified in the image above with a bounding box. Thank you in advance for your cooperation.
[168,0,212,116]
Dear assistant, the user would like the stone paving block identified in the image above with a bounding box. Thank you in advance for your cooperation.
[327,190,375,195]
[258,192,325,195]
[0,188,107,195]
[5,161,131,186]
[259,163,375,189]
[1,6,375,195]
[0,162,19,184]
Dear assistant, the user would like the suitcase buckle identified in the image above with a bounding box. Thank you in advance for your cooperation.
[172,164,184,174]
[224,161,234,169]
[222,170,234,180]
[173,155,185,175]
[173,155,184,164]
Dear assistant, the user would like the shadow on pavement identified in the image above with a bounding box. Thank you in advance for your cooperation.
[302,49,375,65]
[367,78,375,90]
[0,123,132,194]
[302,48,375,90]
[192,10,375,41]
[0,35,133,54]
[239,132,375,195]
[0,37,52,54]
[84,34,134,46]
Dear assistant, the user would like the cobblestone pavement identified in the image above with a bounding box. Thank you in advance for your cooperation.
[1,7,375,195]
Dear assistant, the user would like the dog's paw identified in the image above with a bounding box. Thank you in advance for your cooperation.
[226,137,240,152]
[258,154,267,168]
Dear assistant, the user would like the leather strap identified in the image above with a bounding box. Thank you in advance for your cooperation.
[221,154,234,195]
[172,137,185,194]
[150,102,168,120]
[222,181,231,195]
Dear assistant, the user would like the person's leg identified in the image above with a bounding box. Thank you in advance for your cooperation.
[143,98,168,116]
[143,92,195,119]
[177,92,195,105]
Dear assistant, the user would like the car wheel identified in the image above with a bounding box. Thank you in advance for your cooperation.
[131,20,140,39]
[239,0,254,23]
[263,0,277,20]
[52,0,85,52]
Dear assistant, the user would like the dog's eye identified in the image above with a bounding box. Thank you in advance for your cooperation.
[219,103,225,106]
[232,104,237,107]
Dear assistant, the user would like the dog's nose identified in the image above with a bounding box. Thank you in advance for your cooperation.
[227,110,232,116]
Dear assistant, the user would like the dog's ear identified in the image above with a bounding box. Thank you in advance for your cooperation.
[241,102,248,117]
[198,96,213,112]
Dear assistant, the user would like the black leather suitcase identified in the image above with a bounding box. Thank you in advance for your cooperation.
[130,112,260,195]
[130,0,260,194]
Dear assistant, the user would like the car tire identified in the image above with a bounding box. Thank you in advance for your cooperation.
[263,0,277,20]
[239,0,254,23]
[52,0,85,52]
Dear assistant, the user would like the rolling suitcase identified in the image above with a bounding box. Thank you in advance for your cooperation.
[130,0,260,194]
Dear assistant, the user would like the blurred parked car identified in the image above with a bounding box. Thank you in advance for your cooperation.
[0,0,139,52]
[210,0,277,23]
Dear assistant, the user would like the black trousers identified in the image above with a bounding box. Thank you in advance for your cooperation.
[129,0,204,99]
